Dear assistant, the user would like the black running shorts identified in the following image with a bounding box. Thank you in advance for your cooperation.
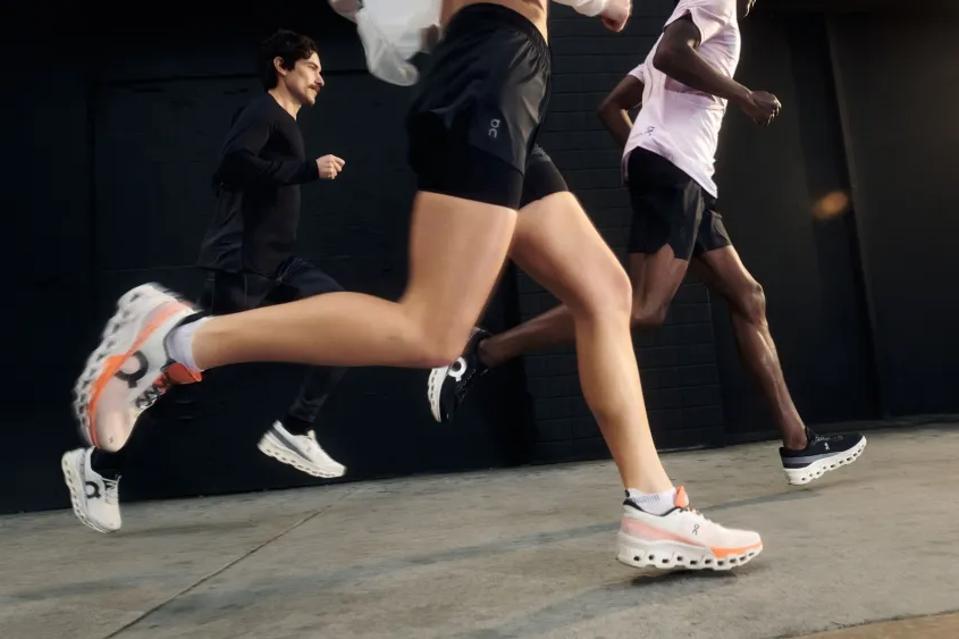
[625,147,732,260]
[520,145,569,208]
[407,4,566,209]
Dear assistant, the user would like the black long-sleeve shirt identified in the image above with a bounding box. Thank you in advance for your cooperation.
[198,93,320,275]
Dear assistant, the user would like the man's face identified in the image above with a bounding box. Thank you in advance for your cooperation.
[280,52,325,107]
[738,0,757,18]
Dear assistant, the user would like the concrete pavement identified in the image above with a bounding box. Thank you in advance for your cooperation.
[2,424,957,639]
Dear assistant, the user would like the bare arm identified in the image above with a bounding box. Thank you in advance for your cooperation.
[553,0,632,32]
[653,16,781,124]
[598,74,644,149]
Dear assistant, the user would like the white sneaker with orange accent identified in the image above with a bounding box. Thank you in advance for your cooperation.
[73,284,202,452]
[616,486,763,571]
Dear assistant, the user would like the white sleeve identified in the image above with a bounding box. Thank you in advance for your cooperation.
[628,62,647,84]
[330,0,440,86]
[552,0,610,18]
[666,0,732,44]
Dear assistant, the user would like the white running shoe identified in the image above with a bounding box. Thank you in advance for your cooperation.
[61,448,122,533]
[617,486,763,571]
[780,428,867,486]
[73,283,201,452]
[257,421,346,478]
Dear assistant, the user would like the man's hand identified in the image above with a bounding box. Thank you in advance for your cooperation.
[316,154,346,180]
[600,0,631,33]
[738,90,782,126]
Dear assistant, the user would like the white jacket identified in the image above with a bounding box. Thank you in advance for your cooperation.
[329,0,613,86]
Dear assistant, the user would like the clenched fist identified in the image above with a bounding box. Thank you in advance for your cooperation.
[316,154,346,180]
[739,91,782,127]
[601,0,631,33]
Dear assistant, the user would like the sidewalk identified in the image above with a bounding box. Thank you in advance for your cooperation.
[2,424,957,638]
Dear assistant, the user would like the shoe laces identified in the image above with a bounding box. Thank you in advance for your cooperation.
[454,368,476,396]
[300,430,321,449]
[135,374,172,411]
[676,502,719,528]
[806,428,846,447]
[450,332,490,396]
[454,359,489,400]
[103,477,120,505]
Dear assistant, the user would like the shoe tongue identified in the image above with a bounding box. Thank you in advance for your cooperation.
[674,485,689,509]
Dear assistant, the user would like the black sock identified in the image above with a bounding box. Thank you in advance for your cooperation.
[283,414,314,435]
[90,448,126,480]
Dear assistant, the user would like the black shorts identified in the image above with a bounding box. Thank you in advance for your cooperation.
[407,4,566,209]
[520,145,569,208]
[625,147,732,260]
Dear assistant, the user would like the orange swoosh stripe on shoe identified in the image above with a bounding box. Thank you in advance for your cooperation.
[86,302,190,447]
[621,517,762,559]
[622,516,703,548]
[710,541,763,559]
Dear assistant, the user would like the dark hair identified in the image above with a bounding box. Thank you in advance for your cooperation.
[258,29,319,90]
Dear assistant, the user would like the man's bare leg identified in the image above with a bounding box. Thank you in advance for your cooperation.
[691,246,806,449]
[462,241,804,448]
[690,245,865,483]
[478,245,688,367]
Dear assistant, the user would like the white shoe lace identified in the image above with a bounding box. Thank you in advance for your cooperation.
[304,431,336,460]
[675,504,720,530]
[103,477,120,506]
[135,374,173,411]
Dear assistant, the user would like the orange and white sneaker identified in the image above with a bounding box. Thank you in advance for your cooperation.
[617,486,763,571]
[73,284,202,452]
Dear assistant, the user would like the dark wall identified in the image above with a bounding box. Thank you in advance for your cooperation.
[828,11,959,415]
[3,55,100,512]
[3,2,957,513]
[2,7,532,513]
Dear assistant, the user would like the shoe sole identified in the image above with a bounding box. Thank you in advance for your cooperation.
[257,432,346,479]
[616,533,763,571]
[72,284,185,448]
[427,365,449,423]
[784,436,867,486]
[60,451,114,534]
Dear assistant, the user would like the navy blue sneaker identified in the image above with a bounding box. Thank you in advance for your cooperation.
[780,428,866,485]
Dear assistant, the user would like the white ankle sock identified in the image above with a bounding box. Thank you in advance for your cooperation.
[165,317,208,372]
[626,487,677,516]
